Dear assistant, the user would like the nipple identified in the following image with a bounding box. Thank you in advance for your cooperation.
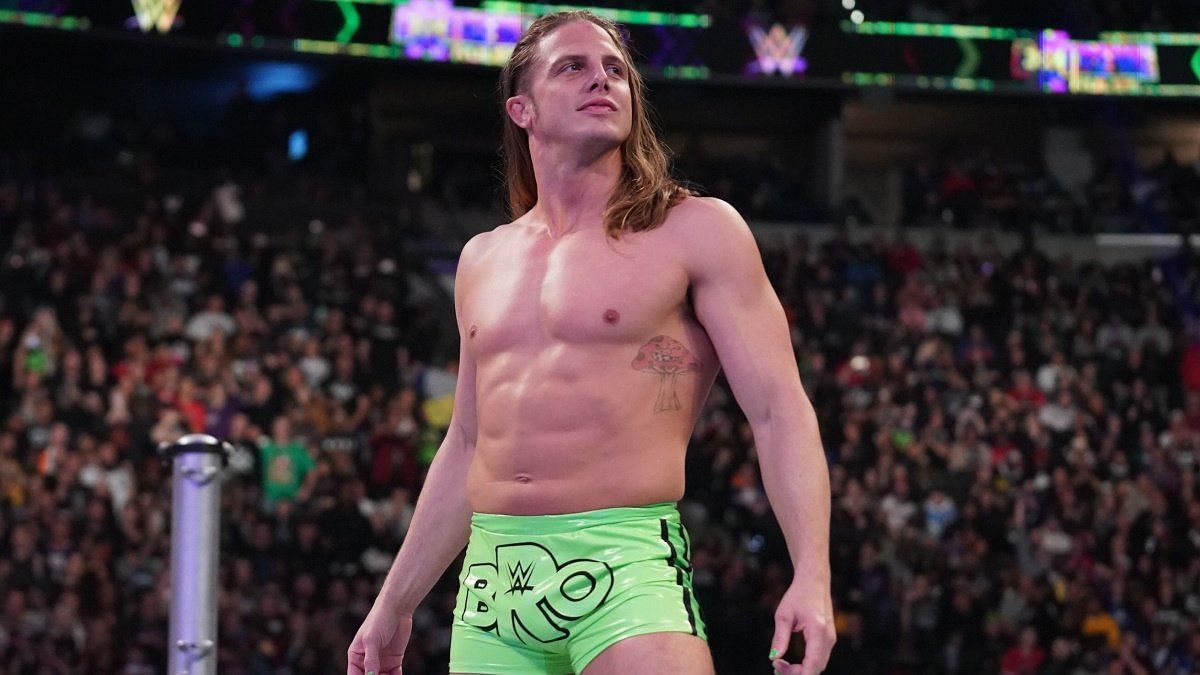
[603,309,620,324]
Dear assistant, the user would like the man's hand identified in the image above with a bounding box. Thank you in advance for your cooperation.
[347,607,412,675]
[769,577,835,675]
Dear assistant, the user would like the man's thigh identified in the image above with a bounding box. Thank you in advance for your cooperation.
[581,632,715,675]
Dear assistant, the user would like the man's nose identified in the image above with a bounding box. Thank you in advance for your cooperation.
[587,67,609,91]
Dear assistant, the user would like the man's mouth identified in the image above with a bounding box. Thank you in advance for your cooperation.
[579,99,617,112]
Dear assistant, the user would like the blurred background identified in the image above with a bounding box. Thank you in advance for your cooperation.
[2,1,1200,673]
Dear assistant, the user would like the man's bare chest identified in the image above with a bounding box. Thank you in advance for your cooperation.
[464,230,690,353]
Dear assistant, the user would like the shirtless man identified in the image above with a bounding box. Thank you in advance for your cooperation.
[348,10,833,675]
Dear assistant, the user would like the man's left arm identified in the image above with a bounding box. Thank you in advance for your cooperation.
[682,198,834,675]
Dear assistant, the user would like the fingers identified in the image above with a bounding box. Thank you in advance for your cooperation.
[348,660,399,675]
[798,655,824,675]
[797,619,836,675]
[771,658,803,675]
[771,613,836,675]
[363,650,382,675]
[769,613,793,664]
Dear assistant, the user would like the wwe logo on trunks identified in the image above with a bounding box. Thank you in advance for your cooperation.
[462,543,614,644]
[505,560,536,595]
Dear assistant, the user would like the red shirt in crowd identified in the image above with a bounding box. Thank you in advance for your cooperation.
[1182,341,1200,391]
[1007,385,1046,408]
[176,397,207,432]
[1000,644,1045,674]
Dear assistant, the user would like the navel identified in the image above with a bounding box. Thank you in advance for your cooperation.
[469,324,478,338]
[603,309,620,324]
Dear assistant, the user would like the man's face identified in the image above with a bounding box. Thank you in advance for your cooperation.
[273,417,290,440]
[510,20,633,153]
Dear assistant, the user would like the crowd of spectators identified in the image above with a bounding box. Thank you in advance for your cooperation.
[900,144,1200,235]
[761,230,1200,673]
[0,151,458,672]
[901,147,1078,232]
[4,139,1200,674]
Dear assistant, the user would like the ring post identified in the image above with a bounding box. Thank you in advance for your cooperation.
[160,433,231,675]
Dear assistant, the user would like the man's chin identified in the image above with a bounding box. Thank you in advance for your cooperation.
[572,130,628,157]
[533,126,629,159]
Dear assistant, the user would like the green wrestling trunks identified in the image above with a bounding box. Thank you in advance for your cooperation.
[449,501,707,674]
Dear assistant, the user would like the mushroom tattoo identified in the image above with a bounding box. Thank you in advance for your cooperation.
[631,335,702,412]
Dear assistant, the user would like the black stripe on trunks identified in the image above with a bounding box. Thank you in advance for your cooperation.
[660,518,697,635]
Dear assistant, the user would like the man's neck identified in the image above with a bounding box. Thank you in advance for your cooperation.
[527,141,622,238]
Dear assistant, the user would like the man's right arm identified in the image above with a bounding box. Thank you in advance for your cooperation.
[373,232,486,614]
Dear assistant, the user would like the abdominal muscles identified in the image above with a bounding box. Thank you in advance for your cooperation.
[467,344,702,512]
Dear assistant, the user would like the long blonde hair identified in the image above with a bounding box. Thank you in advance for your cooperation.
[499,11,694,238]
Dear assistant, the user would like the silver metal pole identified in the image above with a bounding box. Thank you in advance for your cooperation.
[161,433,230,675]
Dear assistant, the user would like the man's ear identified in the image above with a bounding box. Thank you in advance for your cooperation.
[506,95,533,130]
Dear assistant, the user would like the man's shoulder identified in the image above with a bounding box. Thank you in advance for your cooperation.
[458,221,516,271]
[661,196,757,265]
[661,196,752,244]
[665,195,743,225]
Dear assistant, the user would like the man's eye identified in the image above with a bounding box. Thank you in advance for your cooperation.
[607,65,623,75]
[564,63,581,71]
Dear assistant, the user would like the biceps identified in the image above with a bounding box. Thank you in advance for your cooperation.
[693,277,803,425]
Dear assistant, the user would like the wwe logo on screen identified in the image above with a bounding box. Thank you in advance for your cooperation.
[131,0,181,34]
[746,23,808,76]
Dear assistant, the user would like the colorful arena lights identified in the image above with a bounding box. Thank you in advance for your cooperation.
[389,0,525,65]
[746,23,808,76]
[130,0,181,34]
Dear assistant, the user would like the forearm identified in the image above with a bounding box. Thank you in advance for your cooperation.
[376,436,475,613]
[754,400,831,582]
